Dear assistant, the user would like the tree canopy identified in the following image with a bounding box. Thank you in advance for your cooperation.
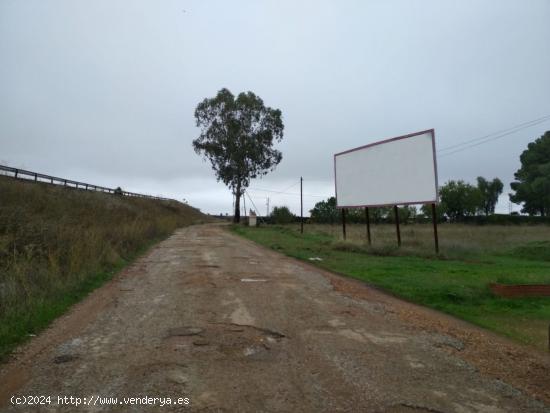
[439,180,482,222]
[510,131,550,216]
[193,88,284,222]
[309,197,339,223]
[270,206,295,224]
[476,176,503,215]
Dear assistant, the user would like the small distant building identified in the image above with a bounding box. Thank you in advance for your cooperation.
[249,210,257,227]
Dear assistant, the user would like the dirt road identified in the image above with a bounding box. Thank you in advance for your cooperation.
[1,224,549,412]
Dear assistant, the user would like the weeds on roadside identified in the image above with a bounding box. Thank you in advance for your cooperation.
[0,177,206,360]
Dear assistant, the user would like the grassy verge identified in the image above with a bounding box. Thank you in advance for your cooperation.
[231,224,550,350]
[0,176,209,360]
[0,239,159,360]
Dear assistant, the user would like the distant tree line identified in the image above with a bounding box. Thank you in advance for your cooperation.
[308,175,503,224]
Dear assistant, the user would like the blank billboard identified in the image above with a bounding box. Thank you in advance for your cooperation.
[334,129,438,208]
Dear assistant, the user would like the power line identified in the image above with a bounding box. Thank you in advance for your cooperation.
[248,186,328,198]
[248,186,297,195]
[248,180,299,196]
[438,121,550,158]
[277,181,300,193]
[244,190,261,216]
[438,114,550,152]
[437,114,550,157]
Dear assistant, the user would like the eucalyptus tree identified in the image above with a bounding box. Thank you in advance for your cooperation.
[193,88,284,222]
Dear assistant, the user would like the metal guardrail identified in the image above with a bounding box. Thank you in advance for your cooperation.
[0,164,175,202]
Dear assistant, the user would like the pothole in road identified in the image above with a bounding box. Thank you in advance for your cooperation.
[216,323,286,359]
[428,333,465,351]
[181,274,218,288]
[384,403,445,413]
[163,323,287,360]
[53,338,83,364]
[166,327,204,337]
[53,354,79,364]
[131,361,190,388]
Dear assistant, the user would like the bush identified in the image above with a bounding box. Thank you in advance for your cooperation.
[270,206,295,224]
[461,214,550,225]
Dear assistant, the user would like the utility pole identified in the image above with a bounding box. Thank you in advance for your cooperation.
[266,197,270,217]
[300,177,304,234]
[243,192,247,218]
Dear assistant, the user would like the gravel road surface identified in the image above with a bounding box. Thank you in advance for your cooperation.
[1,224,549,412]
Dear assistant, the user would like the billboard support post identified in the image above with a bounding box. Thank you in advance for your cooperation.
[342,208,347,240]
[394,205,401,247]
[300,177,304,234]
[365,207,371,245]
[431,203,439,254]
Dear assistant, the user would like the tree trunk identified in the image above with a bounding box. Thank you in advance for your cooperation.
[233,183,241,223]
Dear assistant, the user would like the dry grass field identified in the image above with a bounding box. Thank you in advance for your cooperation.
[0,176,209,360]
[296,223,550,260]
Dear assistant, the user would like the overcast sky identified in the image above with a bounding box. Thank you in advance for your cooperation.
[1,0,549,215]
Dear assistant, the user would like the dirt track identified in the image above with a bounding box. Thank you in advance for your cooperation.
[1,224,549,412]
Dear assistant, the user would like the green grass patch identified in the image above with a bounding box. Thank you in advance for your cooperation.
[509,241,550,262]
[231,224,550,350]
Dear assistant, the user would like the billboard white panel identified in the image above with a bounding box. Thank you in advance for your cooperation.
[334,130,438,208]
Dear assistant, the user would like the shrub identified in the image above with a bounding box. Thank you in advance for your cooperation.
[270,206,295,224]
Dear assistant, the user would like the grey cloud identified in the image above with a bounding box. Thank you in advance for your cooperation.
[1,0,549,215]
